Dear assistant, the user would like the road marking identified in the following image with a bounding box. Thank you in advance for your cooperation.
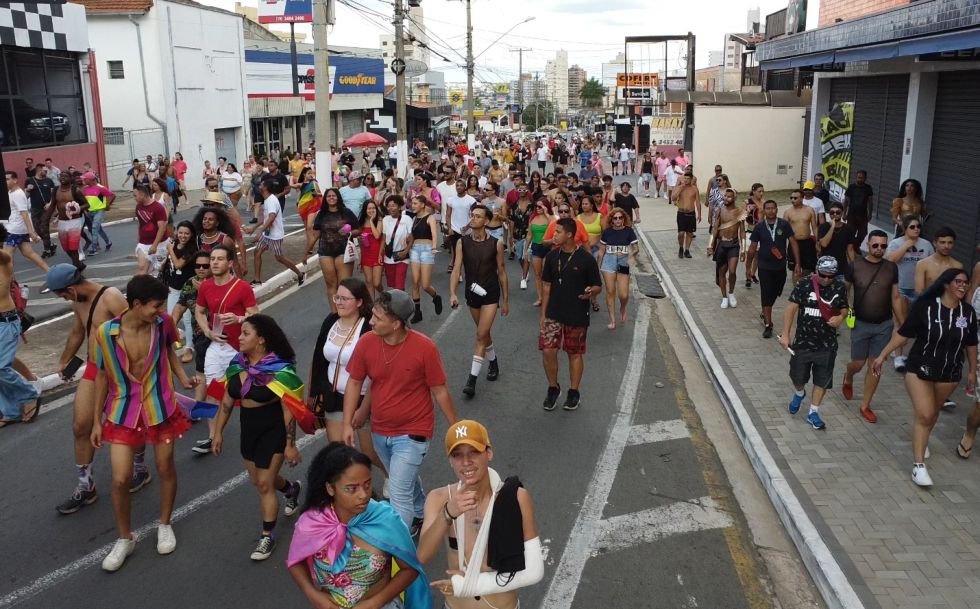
[540,300,650,609]
[591,497,734,554]
[626,419,690,446]
[0,432,321,609]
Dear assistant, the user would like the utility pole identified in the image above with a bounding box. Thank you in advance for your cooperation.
[313,0,333,183]
[393,0,408,179]
[510,47,530,130]
[465,0,475,145]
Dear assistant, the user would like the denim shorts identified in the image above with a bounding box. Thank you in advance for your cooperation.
[513,238,527,261]
[488,226,505,241]
[410,242,435,264]
[899,287,917,300]
[601,254,627,273]
[530,242,550,258]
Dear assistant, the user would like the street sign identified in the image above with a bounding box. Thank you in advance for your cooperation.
[623,87,653,101]
[390,58,406,76]
[616,73,659,88]
[404,58,428,77]
[258,0,312,24]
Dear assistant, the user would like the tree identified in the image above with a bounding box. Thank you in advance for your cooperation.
[520,100,555,131]
[579,78,606,109]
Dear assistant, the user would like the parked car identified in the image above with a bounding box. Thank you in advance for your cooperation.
[0,99,71,147]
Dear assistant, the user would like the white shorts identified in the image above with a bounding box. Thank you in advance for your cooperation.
[135,238,170,274]
[204,341,238,384]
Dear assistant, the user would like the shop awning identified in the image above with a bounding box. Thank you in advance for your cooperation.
[762,27,980,69]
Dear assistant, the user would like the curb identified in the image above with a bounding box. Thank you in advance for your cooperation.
[635,229,865,609]
[33,252,319,395]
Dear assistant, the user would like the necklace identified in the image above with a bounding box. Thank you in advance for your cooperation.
[556,248,577,285]
[381,334,408,365]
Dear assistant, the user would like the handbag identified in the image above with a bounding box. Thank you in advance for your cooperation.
[343,235,360,265]
[384,216,399,259]
[310,320,360,428]
[810,274,842,323]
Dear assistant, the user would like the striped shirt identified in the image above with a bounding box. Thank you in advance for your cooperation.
[94,312,179,428]
[899,298,978,382]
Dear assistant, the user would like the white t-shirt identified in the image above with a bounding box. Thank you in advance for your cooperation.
[619,147,630,162]
[382,213,412,264]
[436,181,457,208]
[446,194,476,234]
[387,145,398,160]
[6,188,30,234]
[262,194,285,240]
[536,147,549,162]
[323,317,371,395]
[665,167,679,188]
[803,196,826,220]
[221,172,243,194]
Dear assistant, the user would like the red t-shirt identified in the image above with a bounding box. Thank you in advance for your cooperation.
[135,202,167,245]
[196,277,257,351]
[345,330,447,437]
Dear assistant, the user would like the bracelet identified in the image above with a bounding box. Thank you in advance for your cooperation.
[443,502,457,522]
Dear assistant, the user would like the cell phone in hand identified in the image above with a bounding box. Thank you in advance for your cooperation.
[62,356,84,379]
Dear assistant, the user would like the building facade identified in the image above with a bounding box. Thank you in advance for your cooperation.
[545,50,569,115]
[759,0,980,267]
[0,2,104,188]
[567,65,586,112]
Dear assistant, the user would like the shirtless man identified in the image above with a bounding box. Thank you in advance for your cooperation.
[914,226,964,411]
[707,188,746,309]
[52,171,90,269]
[783,189,819,279]
[418,420,544,609]
[672,171,701,259]
[45,264,146,515]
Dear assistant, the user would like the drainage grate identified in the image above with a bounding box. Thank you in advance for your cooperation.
[635,273,666,298]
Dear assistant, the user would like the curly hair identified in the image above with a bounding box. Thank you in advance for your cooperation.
[243,314,296,362]
[302,443,373,513]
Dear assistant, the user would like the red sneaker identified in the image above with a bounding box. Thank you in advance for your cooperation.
[860,407,877,423]
[841,382,854,400]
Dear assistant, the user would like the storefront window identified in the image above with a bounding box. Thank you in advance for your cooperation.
[251,119,266,157]
[0,47,88,151]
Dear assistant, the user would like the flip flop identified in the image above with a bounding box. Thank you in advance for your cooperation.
[841,382,854,400]
[22,396,42,423]
[956,441,972,460]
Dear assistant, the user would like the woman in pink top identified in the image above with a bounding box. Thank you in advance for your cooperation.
[172,152,188,185]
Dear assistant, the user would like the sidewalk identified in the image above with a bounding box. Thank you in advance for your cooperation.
[636,194,980,609]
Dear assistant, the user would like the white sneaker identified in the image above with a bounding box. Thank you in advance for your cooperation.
[728,293,737,308]
[924,446,930,459]
[383,477,390,499]
[102,536,136,572]
[720,297,729,309]
[520,278,528,290]
[894,355,907,371]
[157,524,177,555]
[911,463,933,487]
[79,250,86,261]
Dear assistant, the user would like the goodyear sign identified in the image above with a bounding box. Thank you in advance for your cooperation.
[245,50,384,98]
[338,73,378,87]
[616,73,659,88]
[494,83,510,94]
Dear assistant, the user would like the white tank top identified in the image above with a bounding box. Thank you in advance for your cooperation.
[322,318,370,395]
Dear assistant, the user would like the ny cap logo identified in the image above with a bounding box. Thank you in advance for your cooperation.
[455,425,468,439]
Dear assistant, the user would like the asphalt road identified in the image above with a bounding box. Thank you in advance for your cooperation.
[1,170,791,609]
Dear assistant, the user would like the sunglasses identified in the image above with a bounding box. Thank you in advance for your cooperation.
[907,224,921,229]
[869,243,886,250]
[817,273,835,279]
[611,216,626,221]
[195,263,211,269]
[558,209,571,214]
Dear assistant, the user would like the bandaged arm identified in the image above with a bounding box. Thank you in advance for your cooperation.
[451,537,544,597]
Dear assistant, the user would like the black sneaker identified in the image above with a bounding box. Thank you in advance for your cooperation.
[543,385,561,411]
[562,389,581,411]
[129,470,152,494]
[250,535,276,561]
[683,250,692,259]
[56,486,98,515]
[763,324,773,339]
[284,480,301,516]
[410,307,423,324]
[432,294,443,315]
[486,359,499,381]
[745,279,752,289]
[678,247,684,259]
[191,438,213,455]
[462,375,477,398]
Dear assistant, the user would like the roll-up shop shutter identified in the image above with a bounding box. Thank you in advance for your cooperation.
[924,70,980,268]
[342,111,364,141]
[827,75,908,228]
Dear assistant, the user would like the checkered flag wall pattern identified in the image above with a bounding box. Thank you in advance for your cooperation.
[0,2,89,53]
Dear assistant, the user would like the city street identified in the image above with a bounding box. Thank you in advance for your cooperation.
[0,186,821,608]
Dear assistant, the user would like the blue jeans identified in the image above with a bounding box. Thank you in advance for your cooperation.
[89,210,110,249]
[371,432,428,527]
[0,317,39,419]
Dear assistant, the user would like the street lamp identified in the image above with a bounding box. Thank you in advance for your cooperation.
[474,16,535,61]
[467,12,535,138]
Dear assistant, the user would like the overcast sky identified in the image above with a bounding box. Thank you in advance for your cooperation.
[205,0,819,84]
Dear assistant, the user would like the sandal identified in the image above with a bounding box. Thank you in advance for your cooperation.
[592,302,600,312]
[22,396,42,423]
[0,419,18,429]
[957,441,972,460]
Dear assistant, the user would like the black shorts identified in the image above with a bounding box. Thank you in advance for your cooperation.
[240,402,286,469]
[465,283,501,309]
[907,356,964,384]
[758,267,787,307]
[537,161,546,170]
[447,232,461,254]
[193,333,211,373]
[789,237,817,272]
[318,240,347,258]
[677,211,696,234]
[789,350,837,390]
[714,241,740,269]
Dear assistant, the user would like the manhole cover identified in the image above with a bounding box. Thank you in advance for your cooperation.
[636,273,666,298]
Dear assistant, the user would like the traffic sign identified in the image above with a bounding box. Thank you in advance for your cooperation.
[390,58,406,76]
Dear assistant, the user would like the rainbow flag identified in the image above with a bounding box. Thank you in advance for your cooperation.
[297,180,322,219]
[221,354,316,433]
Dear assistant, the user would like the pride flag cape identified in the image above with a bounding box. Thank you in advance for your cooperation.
[218,353,316,433]
[297,180,322,219]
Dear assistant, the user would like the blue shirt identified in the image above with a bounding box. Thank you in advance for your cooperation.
[338,185,372,218]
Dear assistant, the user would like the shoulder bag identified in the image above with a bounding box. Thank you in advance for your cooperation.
[310,319,360,428]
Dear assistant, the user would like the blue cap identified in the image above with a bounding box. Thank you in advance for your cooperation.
[45,263,82,291]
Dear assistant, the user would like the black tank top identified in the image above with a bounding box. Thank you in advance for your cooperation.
[461,235,498,289]
[226,374,279,403]
[411,215,433,240]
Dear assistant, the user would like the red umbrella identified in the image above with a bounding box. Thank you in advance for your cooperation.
[343,132,389,147]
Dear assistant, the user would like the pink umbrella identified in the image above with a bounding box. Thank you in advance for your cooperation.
[343,132,389,147]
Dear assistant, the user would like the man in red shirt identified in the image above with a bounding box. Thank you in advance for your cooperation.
[134,185,169,276]
[192,245,259,454]
[342,289,457,531]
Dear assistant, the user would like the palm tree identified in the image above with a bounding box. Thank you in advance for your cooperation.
[579,78,605,109]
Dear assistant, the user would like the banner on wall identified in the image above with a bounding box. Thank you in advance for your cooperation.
[245,51,384,99]
[258,0,313,24]
[820,101,854,203]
